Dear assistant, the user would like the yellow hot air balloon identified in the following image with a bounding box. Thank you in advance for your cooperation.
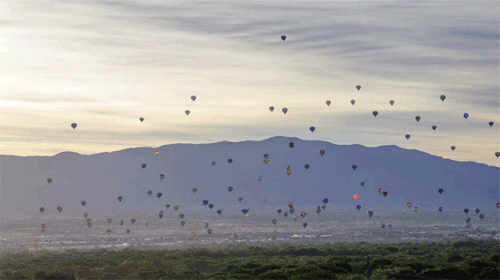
[286,166,291,176]
[174,205,179,211]
[263,158,270,165]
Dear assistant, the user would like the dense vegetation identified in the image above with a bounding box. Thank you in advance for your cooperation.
[1,239,498,279]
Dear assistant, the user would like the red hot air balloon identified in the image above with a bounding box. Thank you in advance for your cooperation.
[141,163,146,169]
[451,146,456,151]
[353,194,359,200]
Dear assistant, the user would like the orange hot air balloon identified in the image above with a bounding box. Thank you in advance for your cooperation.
[195,222,199,229]
[353,194,359,200]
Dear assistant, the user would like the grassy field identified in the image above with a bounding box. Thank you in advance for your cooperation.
[1,238,498,279]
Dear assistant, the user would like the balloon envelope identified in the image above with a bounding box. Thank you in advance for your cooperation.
[281,35,286,41]
[282,108,288,114]
[356,85,361,91]
[351,100,355,105]
[326,100,331,106]
[71,123,77,129]
[269,106,274,112]
[191,95,196,101]
[309,126,315,133]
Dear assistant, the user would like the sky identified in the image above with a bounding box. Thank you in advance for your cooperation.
[1,0,499,166]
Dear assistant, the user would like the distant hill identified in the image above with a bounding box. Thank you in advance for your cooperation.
[1,136,498,215]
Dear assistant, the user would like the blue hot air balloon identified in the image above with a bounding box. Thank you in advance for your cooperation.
[438,207,443,212]
[228,186,233,192]
[464,113,469,119]
[322,198,329,204]
[309,126,315,133]
[202,200,209,206]
[489,122,494,127]
[304,164,310,170]
[228,159,233,164]
[356,205,361,210]
[157,192,162,198]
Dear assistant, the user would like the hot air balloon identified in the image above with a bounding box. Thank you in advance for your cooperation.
[141,163,146,169]
[81,201,86,206]
[372,111,378,117]
[257,175,263,182]
[228,186,233,192]
[281,35,286,41]
[126,229,131,234]
[287,202,294,208]
[463,113,469,119]
[242,209,249,214]
[479,214,485,220]
[351,100,355,106]
[269,106,274,112]
[289,207,295,214]
[356,85,361,91]
[289,141,294,148]
[368,211,373,218]
[263,153,269,158]
[352,164,357,171]
[83,213,88,218]
[202,200,209,206]
[277,209,282,215]
[474,208,480,214]
[434,226,440,231]
[159,174,164,180]
[185,110,190,115]
[315,206,321,214]
[293,215,299,221]
[322,198,329,204]
[440,95,446,101]
[414,207,418,213]
[321,204,326,210]
[326,100,331,106]
[207,228,213,234]
[47,178,52,184]
[146,190,153,196]
[356,205,361,210]
[165,204,171,209]
[496,203,500,208]
[139,117,144,122]
[261,198,267,204]
[464,208,469,214]
[407,202,412,208]
[489,122,494,127]
[383,191,388,197]
[389,100,394,106]
[56,206,63,212]
[39,207,45,213]
[106,230,111,235]
[432,125,437,131]
[71,123,77,129]
[302,222,307,228]
[465,217,471,223]
[192,188,197,194]
[228,159,233,164]
[208,204,214,210]
[405,134,410,140]
[107,218,112,224]
[272,219,277,225]
[180,214,185,219]
[415,116,421,122]
[300,211,307,218]
[238,197,243,202]
[284,212,289,217]
[174,205,179,211]
[217,209,222,215]
[353,194,359,200]
[451,146,456,151]
[41,223,46,229]
[381,224,386,229]
[191,232,196,237]
[282,108,288,114]
[438,207,443,212]
[191,95,196,101]
[360,182,365,187]
[286,165,291,176]
[130,218,136,225]
[181,221,185,226]
[154,151,160,156]
[210,160,216,166]
[157,192,162,198]
[378,188,384,194]
[319,150,325,156]
[496,152,500,158]
[438,188,443,194]
[263,158,270,165]
[309,126,315,133]
[120,220,124,225]
[159,211,163,219]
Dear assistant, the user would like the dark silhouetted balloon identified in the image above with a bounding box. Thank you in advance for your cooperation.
[281,35,286,41]
[71,123,77,129]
